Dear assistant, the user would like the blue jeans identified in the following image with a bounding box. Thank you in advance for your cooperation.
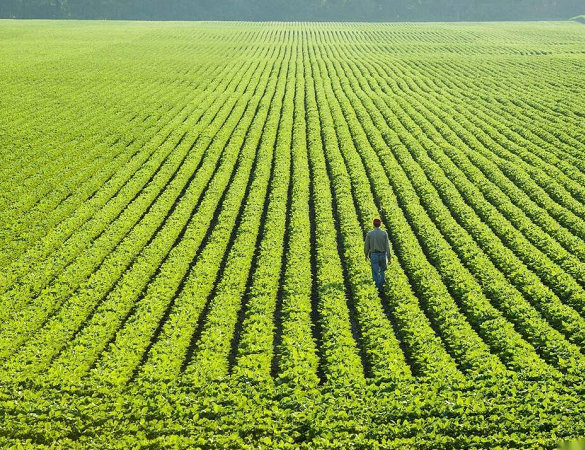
[370,252,387,291]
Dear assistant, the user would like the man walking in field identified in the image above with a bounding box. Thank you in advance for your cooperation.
[364,218,392,292]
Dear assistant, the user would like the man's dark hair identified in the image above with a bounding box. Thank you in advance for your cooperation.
[373,218,381,227]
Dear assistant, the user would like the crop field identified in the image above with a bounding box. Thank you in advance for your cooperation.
[1,20,585,447]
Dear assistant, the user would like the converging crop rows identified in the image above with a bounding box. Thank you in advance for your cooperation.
[1,20,585,447]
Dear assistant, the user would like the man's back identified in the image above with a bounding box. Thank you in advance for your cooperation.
[365,227,391,259]
[364,219,392,291]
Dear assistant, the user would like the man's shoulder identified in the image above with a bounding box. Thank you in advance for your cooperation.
[373,228,387,235]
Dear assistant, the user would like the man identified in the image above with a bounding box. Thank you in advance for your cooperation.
[364,218,392,292]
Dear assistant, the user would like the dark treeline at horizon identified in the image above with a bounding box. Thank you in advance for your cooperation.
[0,0,584,21]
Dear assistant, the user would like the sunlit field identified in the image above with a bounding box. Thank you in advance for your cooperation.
[1,20,585,447]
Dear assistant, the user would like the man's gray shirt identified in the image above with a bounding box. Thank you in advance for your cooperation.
[364,228,391,260]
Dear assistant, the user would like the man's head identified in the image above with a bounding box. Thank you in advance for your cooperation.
[373,218,381,228]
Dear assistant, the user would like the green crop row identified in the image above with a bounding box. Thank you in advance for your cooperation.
[2,20,585,447]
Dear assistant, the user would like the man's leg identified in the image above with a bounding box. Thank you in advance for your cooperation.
[370,254,380,289]
[379,255,387,290]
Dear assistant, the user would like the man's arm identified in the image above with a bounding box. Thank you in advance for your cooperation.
[364,233,370,260]
[385,231,391,262]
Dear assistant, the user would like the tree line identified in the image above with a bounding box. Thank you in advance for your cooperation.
[0,0,583,21]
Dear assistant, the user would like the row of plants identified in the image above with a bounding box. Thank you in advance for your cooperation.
[435,57,585,178]
[2,21,585,447]
[46,46,284,387]
[0,75,133,210]
[0,100,189,297]
[0,57,226,270]
[0,47,271,371]
[231,43,296,383]
[308,33,509,380]
[0,41,263,300]
[0,40,231,252]
[312,44,462,380]
[381,60,585,320]
[0,25,283,262]
[271,40,321,389]
[406,58,585,276]
[339,36,566,378]
[302,34,367,386]
[0,105,196,354]
[148,41,290,386]
[393,57,585,263]
[308,38,412,384]
[2,375,585,447]
[386,84,585,356]
[418,60,585,239]
[0,46,280,383]
[333,45,584,376]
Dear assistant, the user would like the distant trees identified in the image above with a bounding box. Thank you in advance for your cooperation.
[1,0,64,18]
[1,0,584,21]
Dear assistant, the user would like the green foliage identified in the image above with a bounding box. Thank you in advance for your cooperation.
[1,20,585,446]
